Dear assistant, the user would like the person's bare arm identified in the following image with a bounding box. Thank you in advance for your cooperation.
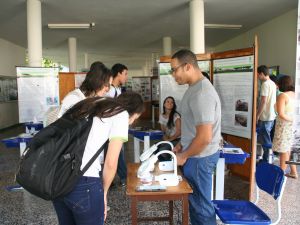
[176,123,212,165]
[256,96,267,123]
[102,139,123,220]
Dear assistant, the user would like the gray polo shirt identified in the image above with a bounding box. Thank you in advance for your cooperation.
[180,78,221,157]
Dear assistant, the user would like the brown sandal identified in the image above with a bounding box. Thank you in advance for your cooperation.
[285,173,298,179]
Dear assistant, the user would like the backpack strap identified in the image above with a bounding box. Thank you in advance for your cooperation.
[81,139,109,174]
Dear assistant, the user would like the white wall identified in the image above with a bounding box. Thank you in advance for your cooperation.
[0,38,26,129]
[214,9,297,77]
[128,69,144,77]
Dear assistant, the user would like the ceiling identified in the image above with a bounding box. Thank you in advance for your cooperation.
[0,0,298,71]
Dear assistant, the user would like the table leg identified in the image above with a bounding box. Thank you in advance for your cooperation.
[169,200,174,225]
[215,157,225,200]
[134,137,140,163]
[131,197,138,225]
[19,142,26,156]
[182,194,189,225]
[143,135,150,152]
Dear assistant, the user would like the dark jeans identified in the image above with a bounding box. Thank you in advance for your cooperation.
[117,146,127,183]
[258,120,274,162]
[183,151,220,225]
[53,176,104,225]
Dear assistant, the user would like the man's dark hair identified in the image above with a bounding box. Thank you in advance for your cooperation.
[80,62,112,97]
[278,75,295,92]
[171,49,199,68]
[257,65,269,76]
[111,63,128,78]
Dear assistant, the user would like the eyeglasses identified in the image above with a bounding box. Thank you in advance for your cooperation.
[169,63,186,74]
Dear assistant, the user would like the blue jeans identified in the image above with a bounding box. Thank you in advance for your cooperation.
[183,151,219,225]
[53,176,104,225]
[258,120,274,162]
[117,146,127,183]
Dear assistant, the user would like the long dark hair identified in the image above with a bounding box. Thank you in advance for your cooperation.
[64,91,144,120]
[80,61,112,97]
[162,96,180,129]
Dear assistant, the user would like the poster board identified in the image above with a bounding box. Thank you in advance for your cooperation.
[213,56,254,139]
[132,76,151,102]
[17,67,59,123]
[212,46,257,200]
[0,76,18,102]
[159,46,257,200]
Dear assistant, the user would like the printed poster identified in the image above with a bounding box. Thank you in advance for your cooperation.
[17,67,59,123]
[213,56,254,139]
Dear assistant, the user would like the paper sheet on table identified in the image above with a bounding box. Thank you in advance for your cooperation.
[223,147,244,154]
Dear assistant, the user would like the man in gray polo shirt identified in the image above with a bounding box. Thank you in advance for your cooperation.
[171,49,221,225]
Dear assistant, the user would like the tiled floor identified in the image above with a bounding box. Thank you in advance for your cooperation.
[0,122,299,225]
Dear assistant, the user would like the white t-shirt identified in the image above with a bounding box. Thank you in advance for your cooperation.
[58,89,86,118]
[159,112,180,137]
[259,79,277,121]
[81,111,129,177]
[105,85,121,98]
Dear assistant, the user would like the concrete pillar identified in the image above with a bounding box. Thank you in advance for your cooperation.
[27,0,42,66]
[68,37,77,72]
[190,0,205,54]
[84,53,89,69]
[163,37,172,56]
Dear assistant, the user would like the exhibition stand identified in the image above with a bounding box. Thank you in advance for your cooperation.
[159,39,258,200]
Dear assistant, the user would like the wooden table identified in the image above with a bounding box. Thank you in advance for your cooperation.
[126,163,193,225]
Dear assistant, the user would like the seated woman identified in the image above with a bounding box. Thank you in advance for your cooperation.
[156,96,181,160]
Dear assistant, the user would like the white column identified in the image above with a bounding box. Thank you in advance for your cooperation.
[84,53,89,69]
[163,36,172,56]
[27,0,42,67]
[190,0,205,54]
[68,37,77,72]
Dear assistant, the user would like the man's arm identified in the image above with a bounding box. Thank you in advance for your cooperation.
[256,96,266,123]
[176,123,212,165]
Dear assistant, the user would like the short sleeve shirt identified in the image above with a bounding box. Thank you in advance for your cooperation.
[159,113,180,137]
[180,78,221,157]
[259,79,277,121]
[105,85,121,98]
[58,89,86,118]
[81,111,129,177]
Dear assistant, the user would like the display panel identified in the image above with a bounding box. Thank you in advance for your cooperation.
[213,56,254,139]
[17,67,59,123]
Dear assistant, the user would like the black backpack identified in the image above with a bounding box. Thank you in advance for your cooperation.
[16,115,108,201]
